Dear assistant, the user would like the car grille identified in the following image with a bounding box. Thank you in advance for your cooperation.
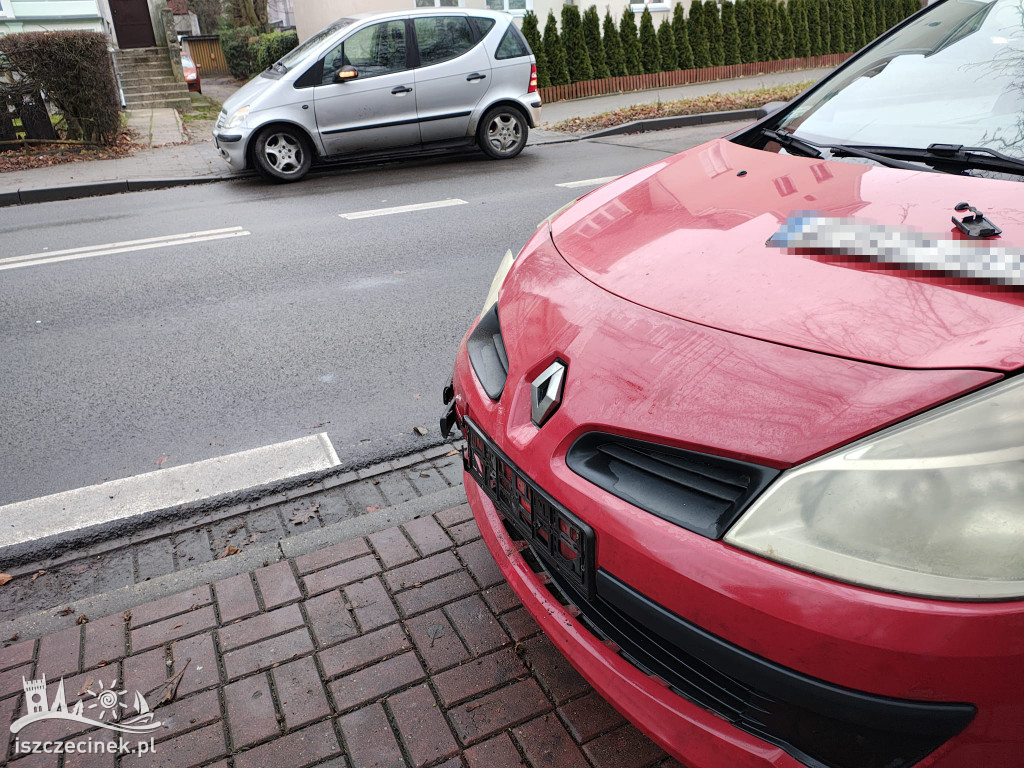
[566,433,779,539]
[463,422,975,768]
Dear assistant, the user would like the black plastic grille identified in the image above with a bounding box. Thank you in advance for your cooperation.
[566,433,779,538]
[464,418,594,598]
[466,304,509,400]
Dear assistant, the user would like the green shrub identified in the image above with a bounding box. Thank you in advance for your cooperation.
[868,0,884,37]
[619,7,643,75]
[603,10,627,76]
[689,1,712,68]
[638,7,661,73]
[852,0,867,47]
[818,0,832,54]
[721,1,742,65]
[701,0,721,66]
[251,30,298,73]
[672,3,694,70]
[657,17,678,70]
[863,0,878,38]
[520,11,550,87]
[792,0,812,57]
[220,25,257,78]
[543,11,571,86]
[0,30,119,144]
[753,0,775,61]
[778,0,796,57]
[561,5,593,83]
[736,0,758,63]
[806,0,823,56]
[582,6,610,79]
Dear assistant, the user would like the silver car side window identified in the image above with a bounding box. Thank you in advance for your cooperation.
[413,16,475,67]
[322,20,408,84]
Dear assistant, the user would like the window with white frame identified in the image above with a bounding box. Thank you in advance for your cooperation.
[414,0,464,8]
[0,0,15,20]
[484,0,533,16]
[629,0,672,12]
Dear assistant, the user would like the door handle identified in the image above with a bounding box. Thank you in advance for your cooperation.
[391,85,413,94]
[466,73,487,81]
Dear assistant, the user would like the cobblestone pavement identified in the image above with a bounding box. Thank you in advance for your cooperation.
[0,446,469,625]
[0,502,682,768]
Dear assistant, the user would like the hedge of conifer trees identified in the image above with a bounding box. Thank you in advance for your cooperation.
[523,0,921,88]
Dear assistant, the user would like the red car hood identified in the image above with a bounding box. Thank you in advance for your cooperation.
[551,140,1024,371]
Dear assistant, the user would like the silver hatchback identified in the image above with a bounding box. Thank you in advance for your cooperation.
[213,9,541,182]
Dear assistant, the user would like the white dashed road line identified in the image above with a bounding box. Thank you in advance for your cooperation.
[555,176,621,188]
[1,226,251,272]
[339,198,468,220]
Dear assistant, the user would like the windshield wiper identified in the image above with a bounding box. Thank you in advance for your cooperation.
[760,128,934,172]
[832,143,1024,177]
[760,128,822,158]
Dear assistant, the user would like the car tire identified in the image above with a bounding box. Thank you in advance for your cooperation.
[477,105,528,160]
[252,125,313,183]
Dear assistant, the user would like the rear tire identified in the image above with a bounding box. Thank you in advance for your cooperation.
[252,125,312,183]
[477,105,528,160]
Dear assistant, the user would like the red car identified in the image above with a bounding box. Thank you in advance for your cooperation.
[182,53,201,93]
[443,1,1024,766]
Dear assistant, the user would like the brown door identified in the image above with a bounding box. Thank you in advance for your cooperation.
[110,0,157,48]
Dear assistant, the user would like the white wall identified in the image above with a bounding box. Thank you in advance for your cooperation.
[293,0,695,43]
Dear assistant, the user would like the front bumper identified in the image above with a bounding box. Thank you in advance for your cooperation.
[447,234,1024,768]
[212,126,251,171]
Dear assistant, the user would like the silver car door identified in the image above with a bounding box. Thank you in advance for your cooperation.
[411,14,492,143]
[313,19,420,155]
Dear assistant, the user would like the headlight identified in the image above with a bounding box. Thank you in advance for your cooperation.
[537,197,577,231]
[725,377,1024,600]
[223,105,251,129]
[480,249,514,318]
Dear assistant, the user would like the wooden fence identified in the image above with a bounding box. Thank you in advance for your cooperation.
[182,35,230,77]
[538,53,854,103]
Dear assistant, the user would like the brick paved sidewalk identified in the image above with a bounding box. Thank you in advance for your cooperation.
[0,503,680,768]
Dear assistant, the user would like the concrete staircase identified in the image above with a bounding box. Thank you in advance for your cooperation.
[115,47,192,110]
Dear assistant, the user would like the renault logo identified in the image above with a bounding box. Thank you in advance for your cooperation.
[531,360,566,427]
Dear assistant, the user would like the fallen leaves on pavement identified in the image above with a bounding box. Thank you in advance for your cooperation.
[545,82,812,134]
[0,130,141,173]
[288,503,319,525]
[0,574,12,586]
[216,545,241,559]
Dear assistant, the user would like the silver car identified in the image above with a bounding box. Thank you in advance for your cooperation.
[213,8,541,183]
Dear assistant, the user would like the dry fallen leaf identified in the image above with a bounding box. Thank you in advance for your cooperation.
[146,659,190,706]
[366,505,381,514]
[288,503,319,525]
[76,615,89,625]
[78,677,94,697]
[413,426,429,436]
[58,606,74,616]
[31,570,46,581]
[216,545,241,559]
[0,574,12,586]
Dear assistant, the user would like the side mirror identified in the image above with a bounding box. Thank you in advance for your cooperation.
[335,67,359,83]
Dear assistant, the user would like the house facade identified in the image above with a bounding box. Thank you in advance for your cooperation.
[0,0,170,50]
[294,0,696,42]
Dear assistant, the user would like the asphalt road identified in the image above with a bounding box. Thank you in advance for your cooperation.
[0,122,745,506]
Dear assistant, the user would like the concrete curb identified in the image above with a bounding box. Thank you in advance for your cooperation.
[0,440,458,568]
[579,106,768,139]
[1,484,468,641]
[0,175,238,208]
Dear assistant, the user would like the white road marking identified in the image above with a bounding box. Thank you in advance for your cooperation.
[0,434,341,550]
[555,175,621,189]
[339,198,468,220]
[1,227,251,272]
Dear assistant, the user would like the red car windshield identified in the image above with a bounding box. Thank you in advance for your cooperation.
[778,0,1024,160]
